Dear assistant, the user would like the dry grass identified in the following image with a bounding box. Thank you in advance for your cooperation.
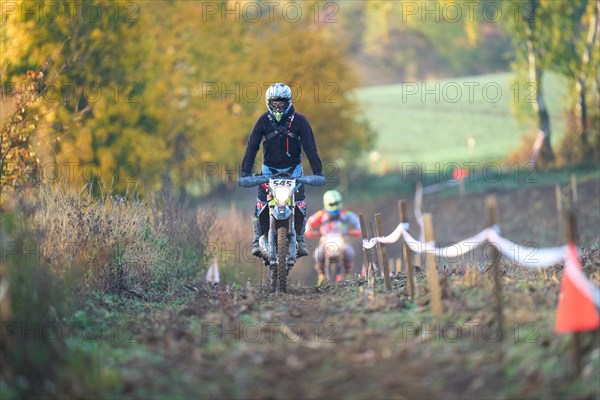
[0,182,220,398]
[209,203,262,282]
[27,182,216,299]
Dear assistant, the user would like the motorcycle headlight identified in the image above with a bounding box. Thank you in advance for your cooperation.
[274,186,291,204]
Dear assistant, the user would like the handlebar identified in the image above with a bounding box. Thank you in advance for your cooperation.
[237,174,326,187]
[296,175,326,186]
[237,175,269,187]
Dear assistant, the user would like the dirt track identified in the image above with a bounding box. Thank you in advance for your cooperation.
[117,253,599,399]
[126,176,600,399]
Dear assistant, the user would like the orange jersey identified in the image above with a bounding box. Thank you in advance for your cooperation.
[306,209,361,237]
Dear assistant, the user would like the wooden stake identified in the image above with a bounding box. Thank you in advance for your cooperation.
[567,210,578,244]
[415,182,426,269]
[422,214,442,316]
[358,214,370,282]
[570,174,578,204]
[464,265,471,285]
[486,196,504,335]
[366,220,377,295]
[555,184,563,240]
[375,213,392,290]
[567,210,582,376]
[369,221,380,275]
[399,200,415,301]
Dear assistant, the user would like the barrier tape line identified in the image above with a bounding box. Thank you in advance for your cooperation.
[362,222,600,308]
[486,230,566,268]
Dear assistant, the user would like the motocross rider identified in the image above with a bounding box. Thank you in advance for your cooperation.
[241,83,323,258]
[305,190,362,284]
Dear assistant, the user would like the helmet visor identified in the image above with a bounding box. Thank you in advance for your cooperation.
[325,200,341,212]
[327,201,340,208]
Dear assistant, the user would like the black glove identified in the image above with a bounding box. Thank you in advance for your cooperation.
[242,171,251,177]
[314,171,323,176]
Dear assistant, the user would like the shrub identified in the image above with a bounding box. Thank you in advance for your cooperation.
[31,182,216,300]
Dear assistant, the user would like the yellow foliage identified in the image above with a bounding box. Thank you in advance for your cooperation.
[2,0,373,195]
[465,21,478,47]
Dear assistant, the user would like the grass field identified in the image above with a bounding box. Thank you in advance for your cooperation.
[353,72,570,171]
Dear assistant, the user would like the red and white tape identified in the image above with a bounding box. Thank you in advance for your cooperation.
[362,223,600,308]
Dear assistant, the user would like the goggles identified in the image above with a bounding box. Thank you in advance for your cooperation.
[268,100,289,111]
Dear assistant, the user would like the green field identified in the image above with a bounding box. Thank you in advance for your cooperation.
[353,72,570,171]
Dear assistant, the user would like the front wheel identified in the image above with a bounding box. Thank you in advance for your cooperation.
[277,226,289,293]
[269,264,277,293]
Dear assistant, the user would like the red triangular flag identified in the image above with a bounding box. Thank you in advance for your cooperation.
[555,243,600,333]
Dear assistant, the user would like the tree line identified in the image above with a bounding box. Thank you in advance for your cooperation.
[1,0,598,197]
[1,0,374,195]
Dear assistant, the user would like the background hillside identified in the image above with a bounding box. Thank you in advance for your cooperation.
[353,73,570,170]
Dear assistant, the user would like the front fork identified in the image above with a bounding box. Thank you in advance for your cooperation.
[268,206,297,270]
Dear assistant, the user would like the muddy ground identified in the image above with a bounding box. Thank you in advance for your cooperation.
[100,255,600,399]
[86,177,600,399]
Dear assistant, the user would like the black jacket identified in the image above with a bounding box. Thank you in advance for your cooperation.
[241,106,322,175]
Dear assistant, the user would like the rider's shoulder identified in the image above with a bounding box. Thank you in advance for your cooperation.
[342,209,359,218]
[252,112,270,129]
[309,209,325,220]
[292,112,309,124]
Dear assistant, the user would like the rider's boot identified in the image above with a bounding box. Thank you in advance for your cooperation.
[317,273,326,285]
[251,216,262,257]
[296,215,309,257]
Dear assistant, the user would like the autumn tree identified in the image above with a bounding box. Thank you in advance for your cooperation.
[1,0,150,194]
[2,1,374,196]
[501,0,599,166]
[1,70,44,193]
[502,0,555,164]
[556,0,600,164]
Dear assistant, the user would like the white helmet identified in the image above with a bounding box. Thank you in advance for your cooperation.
[265,83,292,122]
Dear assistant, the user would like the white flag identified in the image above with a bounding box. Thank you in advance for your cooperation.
[205,257,220,284]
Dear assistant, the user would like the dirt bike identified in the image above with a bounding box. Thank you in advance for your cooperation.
[238,173,325,294]
[320,220,347,283]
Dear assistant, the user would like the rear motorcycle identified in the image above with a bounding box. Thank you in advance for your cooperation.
[238,173,325,294]
[320,220,347,283]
